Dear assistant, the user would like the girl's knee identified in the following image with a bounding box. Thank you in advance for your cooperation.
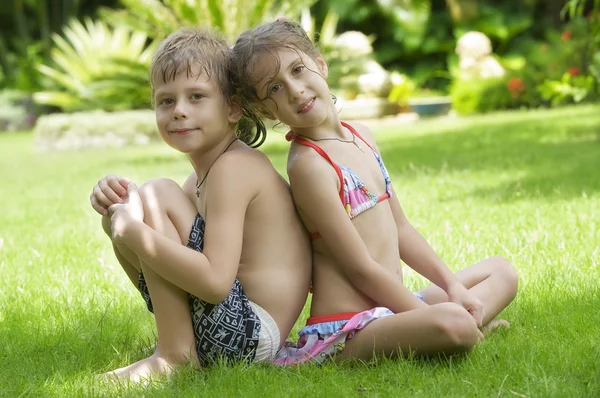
[434,303,479,351]
[491,256,519,295]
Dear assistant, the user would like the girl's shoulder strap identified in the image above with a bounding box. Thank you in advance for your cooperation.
[341,121,375,151]
[285,130,344,203]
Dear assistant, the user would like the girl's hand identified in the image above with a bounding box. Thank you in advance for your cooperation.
[447,283,485,327]
[90,175,132,216]
[107,183,144,243]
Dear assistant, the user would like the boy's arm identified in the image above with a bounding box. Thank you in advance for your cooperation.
[111,154,255,304]
[288,153,427,314]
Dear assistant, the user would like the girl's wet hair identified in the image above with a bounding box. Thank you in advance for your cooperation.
[150,27,266,148]
[230,20,322,113]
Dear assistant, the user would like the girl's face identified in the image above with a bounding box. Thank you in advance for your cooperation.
[252,49,332,130]
[154,64,241,154]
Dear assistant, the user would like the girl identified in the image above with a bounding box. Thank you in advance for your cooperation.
[230,20,518,364]
[90,28,311,380]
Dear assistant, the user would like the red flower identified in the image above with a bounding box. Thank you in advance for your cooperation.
[568,67,580,76]
[507,78,526,99]
[561,30,572,40]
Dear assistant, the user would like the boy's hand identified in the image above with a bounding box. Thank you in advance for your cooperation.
[447,283,485,327]
[90,175,132,216]
[108,183,144,243]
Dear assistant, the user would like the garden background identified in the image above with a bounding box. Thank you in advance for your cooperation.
[0,0,598,396]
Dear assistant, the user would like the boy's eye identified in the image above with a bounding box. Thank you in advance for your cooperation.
[293,65,305,74]
[191,93,204,100]
[269,84,282,95]
[159,98,174,106]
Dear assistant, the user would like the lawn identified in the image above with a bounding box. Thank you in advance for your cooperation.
[0,105,598,397]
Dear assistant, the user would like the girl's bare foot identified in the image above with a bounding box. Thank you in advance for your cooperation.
[482,319,510,333]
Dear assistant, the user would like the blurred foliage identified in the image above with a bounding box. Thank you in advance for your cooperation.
[0,0,119,91]
[33,18,155,112]
[302,9,377,98]
[99,0,317,42]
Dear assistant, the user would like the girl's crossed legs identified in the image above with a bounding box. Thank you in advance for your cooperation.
[343,257,518,361]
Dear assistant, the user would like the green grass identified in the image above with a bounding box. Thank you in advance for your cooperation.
[1,105,599,397]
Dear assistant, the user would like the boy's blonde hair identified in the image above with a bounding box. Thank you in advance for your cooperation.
[151,28,266,147]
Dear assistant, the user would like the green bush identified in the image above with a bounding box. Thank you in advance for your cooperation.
[34,110,158,151]
[33,18,155,112]
[0,90,37,132]
[100,0,317,42]
[451,73,540,115]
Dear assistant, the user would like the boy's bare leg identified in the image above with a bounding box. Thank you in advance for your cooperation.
[343,302,480,361]
[102,216,141,287]
[103,179,200,382]
[417,256,518,328]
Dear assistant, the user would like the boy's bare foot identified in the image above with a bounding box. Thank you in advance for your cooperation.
[100,354,177,383]
[482,319,510,333]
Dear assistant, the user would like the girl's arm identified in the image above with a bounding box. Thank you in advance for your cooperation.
[350,122,462,292]
[110,152,257,304]
[388,187,460,292]
[288,152,427,314]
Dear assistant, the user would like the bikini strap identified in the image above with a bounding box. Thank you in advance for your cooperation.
[286,131,345,203]
[341,121,375,151]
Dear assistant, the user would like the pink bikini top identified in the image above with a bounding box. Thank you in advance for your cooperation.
[286,121,392,239]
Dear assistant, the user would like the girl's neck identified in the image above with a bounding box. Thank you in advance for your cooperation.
[290,99,345,139]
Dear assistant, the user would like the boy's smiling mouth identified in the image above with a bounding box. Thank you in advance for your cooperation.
[170,128,197,135]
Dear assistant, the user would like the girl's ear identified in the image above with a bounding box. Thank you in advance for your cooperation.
[316,56,328,78]
[228,95,244,123]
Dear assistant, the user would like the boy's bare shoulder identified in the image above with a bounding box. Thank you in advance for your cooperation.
[211,145,279,185]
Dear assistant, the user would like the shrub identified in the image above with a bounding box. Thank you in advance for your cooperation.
[34,110,158,151]
[451,71,542,115]
[0,91,37,132]
[33,19,156,112]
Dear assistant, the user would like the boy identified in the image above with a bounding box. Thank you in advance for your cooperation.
[90,28,311,381]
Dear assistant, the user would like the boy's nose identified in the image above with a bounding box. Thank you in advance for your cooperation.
[173,103,188,119]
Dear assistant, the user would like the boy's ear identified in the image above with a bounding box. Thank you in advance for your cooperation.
[316,56,328,79]
[228,95,244,123]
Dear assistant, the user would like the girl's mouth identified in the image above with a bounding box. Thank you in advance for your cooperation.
[298,97,316,113]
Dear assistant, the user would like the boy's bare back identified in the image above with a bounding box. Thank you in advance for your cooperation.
[185,144,311,344]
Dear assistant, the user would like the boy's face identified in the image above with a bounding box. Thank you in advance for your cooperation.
[154,64,241,154]
[252,49,330,130]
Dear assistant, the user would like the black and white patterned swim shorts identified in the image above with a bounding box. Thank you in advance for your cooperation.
[138,213,261,365]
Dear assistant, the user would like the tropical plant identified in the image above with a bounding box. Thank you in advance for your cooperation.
[0,0,114,91]
[34,18,156,112]
[99,0,317,43]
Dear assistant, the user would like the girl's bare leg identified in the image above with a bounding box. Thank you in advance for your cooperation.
[418,256,518,327]
[104,179,200,382]
[343,302,480,361]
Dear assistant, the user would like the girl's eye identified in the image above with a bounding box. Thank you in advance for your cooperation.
[293,65,305,74]
[269,84,282,95]
[192,93,204,100]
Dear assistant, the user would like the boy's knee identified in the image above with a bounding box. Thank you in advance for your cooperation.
[139,178,180,211]
[435,303,479,351]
